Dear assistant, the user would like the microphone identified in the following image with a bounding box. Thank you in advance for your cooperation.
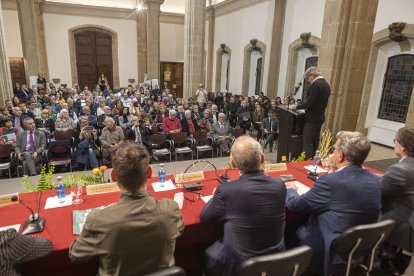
[219,167,230,184]
[12,193,45,235]
[293,82,302,94]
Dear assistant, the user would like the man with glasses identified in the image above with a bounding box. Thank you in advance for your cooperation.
[210,113,232,155]
[285,131,381,275]
[125,116,151,150]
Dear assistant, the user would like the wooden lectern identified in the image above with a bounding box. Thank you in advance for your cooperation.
[276,105,305,162]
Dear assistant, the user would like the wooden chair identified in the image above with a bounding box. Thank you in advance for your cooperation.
[46,144,73,172]
[150,133,173,162]
[170,132,193,161]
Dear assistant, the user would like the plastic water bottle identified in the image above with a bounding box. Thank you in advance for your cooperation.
[56,176,66,203]
[158,163,166,187]
[312,151,320,172]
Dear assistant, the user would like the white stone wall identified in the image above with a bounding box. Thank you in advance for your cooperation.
[2,9,23,57]
[213,0,274,95]
[160,22,184,62]
[278,0,325,98]
[374,0,414,33]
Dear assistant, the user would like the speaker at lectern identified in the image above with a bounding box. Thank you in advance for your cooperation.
[276,105,305,162]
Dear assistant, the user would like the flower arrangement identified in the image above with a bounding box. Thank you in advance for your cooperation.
[318,129,333,160]
[22,164,55,192]
[92,166,109,184]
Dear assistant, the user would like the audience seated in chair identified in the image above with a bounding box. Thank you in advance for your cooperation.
[125,116,152,150]
[210,113,232,155]
[261,110,278,153]
[181,110,200,136]
[69,142,184,275]
[99,117,124,166]
[285,131,381,275]
[15,117,46,176]
[200,136,286,275]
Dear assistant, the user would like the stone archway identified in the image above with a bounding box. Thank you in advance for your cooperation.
[356,23,414,137]
[284,33,321,97]
[215,44,231,92]
[68,25,120,88]
[241,39,266,96]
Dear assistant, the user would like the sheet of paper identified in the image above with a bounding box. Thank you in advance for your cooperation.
[201,195,213,203]
[151,180,176,192]
[304,165,327,173]
[44,195,73,209]
[287,181,311,195]
[173,192,184,209]
[0,224,20,232]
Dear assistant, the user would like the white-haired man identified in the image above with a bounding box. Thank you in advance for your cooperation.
[100,117,124,165]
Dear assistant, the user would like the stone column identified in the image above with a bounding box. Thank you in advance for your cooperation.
[144,0,164,81]
[0,2,14,103]
[16,0,49,84]
[205,4,215,92]
[137,2,148,83]
[318,0,378,134]
[267,0,286,99]
[405,85,414,127]
[183,0,206,99]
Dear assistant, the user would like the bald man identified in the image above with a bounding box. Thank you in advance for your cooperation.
[200,136,286,276]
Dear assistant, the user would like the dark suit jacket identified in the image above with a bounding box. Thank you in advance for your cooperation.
[15,130,47,154]
[381,156,414,251]
[200,171,286,275]
[125,124,152,146]
[180,117,200,134]
[69,191,184,275]
[261,117,278,134]
[286,165,381,275]
[296,78,330,124]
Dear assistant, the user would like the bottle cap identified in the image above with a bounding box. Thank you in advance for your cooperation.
[160,163,164,166]
[57,176,62,181]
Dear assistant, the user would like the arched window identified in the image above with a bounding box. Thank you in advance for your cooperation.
[378,54,414,123]
[302,56,318,101]
[215,44,231,92]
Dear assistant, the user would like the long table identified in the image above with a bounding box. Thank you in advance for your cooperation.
[1,161,320,275]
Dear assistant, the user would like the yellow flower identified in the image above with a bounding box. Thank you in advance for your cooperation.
[92,168,100,175]
[229,152,232,162]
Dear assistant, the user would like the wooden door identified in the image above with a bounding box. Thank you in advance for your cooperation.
[75,31,112,90]
[9,57,26,86]
[160,62,183,98]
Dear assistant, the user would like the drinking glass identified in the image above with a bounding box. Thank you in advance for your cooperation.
[174,169,183,188]
[71,184,83,204]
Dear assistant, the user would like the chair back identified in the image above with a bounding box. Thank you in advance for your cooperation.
[333,219,396,255]
[0,144,13,159]
[54,130,74,141]
[145,266,186,276]
[237,246,313,276]
[171,132,188,144]
[150,133,167,146]
[231,128,244,139]
[193,130,208,142]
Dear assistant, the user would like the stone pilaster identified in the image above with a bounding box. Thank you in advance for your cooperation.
[318,0,378,134]
[205,5,215,92]
[267,0,286,98]
[405,85,414,127]
[137,2,148,83]
[16,0,48,84]
[0,2,14,103]
[183,0,206,99]
[144,0,164,81]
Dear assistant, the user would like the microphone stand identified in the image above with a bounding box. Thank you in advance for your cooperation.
[12,192,45,235]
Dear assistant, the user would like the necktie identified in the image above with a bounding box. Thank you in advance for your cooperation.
[29,132,36,152]
[16,117,21,134]
[270,120,273,132]
[135,127,142,144]
[220,124,224,130]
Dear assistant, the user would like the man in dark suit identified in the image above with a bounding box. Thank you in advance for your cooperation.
[200,136,286,275]
[125,116,152,150]
[70,143,184,275]
[11,107,27,134]
[286,131,381,275]
[294,66,330,159]
[261,110,278,152]
[15,117,47,176]
[379,127,414,274]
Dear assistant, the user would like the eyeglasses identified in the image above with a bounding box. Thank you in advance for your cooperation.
[184,191,204,202]
[393,139,398,144]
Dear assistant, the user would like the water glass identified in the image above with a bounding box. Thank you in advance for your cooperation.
[71,184,83,204]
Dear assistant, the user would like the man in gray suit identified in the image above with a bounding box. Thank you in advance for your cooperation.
[15,117,46,176]
[210,113,232,154]
[69,142,184,275]
[379,127,414,274]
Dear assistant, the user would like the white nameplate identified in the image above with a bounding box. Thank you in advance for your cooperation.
[174,171,204,183]
[86,182,120,195]
[0,193,19,207]
[264,163,288,172]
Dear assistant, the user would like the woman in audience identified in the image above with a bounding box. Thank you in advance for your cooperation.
[181,110,200,136]
[379,127,414,275]
[118,107,132,129]
[198,109,213,132]
[192,105,203,121]
[112,100,123,117]
[12,96,20,107]
[35,109,55,137]
[155,104,168,125]
[0,118,18,145]
[130,100,141,117]
[96,100,106,116]
[75,126,100,169]
[253,104,265,140]
[55,109,76,131]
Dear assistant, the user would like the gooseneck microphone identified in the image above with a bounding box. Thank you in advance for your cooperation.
[294,82,303,94]
[12,192,45,235]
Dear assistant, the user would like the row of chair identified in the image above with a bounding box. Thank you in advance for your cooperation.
[147,219,397,276]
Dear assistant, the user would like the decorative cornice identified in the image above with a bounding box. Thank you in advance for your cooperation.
[388,22,407,42]
[160,12,184,25]
[214,0,270,17]
[300,32,312,48]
